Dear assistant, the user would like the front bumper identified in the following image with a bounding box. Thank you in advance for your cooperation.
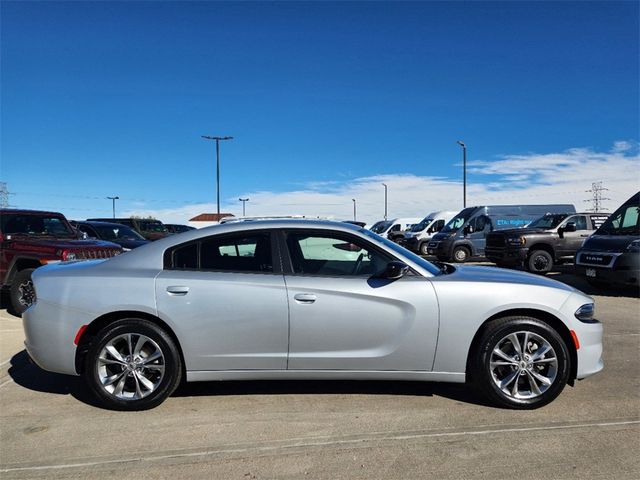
[485,246,529,266]
[575,251,640,287]
[427,240,450,257]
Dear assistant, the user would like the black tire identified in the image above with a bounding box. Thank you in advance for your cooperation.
[9,268,36,316]
[527,250,553,274]
[452,246,470,263]
[419,243,430,256]
[84,318,182,411]
[469,316,570,409]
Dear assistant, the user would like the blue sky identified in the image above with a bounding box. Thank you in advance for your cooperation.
[1,1,638,223]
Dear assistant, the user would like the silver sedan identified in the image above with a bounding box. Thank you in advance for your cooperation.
[23,220,603,410]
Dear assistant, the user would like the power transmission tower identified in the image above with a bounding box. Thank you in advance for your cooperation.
[584,181,610,212]
[0,182,10,208]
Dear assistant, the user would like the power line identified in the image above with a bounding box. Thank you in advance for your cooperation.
[0,182,12,208]
[584,181,610,212]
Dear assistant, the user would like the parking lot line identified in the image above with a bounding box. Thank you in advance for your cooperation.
[1,419,638,474]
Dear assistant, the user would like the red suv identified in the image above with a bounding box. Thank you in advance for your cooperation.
[0,209,122,315]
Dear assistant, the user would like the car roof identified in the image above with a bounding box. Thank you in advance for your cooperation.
[74,220,134,228]
[0,208,67,216]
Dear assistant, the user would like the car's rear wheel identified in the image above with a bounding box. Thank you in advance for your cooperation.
[470,316,570,409]
[527,250,553,273]
[10,268,36,316]
[84,318,182,410]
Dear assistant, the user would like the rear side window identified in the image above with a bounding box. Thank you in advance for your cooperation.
[201,233,273,272]
[167,233,273,272]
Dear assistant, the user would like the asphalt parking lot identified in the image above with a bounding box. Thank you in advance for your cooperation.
[0,266,638,479]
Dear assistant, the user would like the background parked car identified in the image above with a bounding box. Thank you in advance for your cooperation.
[402,211,458,255]
[71,221,150,250]
[0,209,122,315]
[486,212,608,273]
[575,192,640,290]
[427,204,576,262]
[369,217,422,242]
[164,224,196,234]
[87,217,169,240]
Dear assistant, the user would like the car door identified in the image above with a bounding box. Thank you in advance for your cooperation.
[282,229,439,371]
[155,230,289,371]
[467,215,491,256]
[559,215,590,257]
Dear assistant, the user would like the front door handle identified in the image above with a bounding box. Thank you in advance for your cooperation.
[166,286,189,296]
[294,293,317,304]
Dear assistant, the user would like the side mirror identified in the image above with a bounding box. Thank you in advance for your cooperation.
[381,261,410,280]
[464,225,473,235]
[564,222,576,233]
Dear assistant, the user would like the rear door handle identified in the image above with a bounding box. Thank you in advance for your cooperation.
[166,286,189,296]
[294,293,317,304]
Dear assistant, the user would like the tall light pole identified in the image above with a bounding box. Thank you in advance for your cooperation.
[381,183,388,220]
[106,196,119,218]
[352,198,357,221]
[239,198,249,216]
[457,140,467,208]
[202,135,233,215]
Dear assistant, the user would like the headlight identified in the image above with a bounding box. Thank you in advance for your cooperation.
[508,236,526,246]
[575,303,596,323]
[63,251,77,261]
[626,240,640,253]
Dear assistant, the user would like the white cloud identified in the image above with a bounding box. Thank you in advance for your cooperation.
[124,142,640,225]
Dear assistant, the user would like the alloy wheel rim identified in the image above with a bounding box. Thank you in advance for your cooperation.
[17,279,36,307]
[489,330,558,400]
[97,333,165,400]
[455,249,467,261]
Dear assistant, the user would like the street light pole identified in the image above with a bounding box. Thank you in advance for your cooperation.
[239,198,249,216]
[352,198,357,221]
[457,141,467,208]
[106,196,119,218]
[382,183,388,220]
[202,135,234,215]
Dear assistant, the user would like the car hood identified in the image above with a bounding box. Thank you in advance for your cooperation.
[492,228,551,236]
[112,239,149,249]
[581,234,638,252]
[437,265,576,292]
[8,237,121,250]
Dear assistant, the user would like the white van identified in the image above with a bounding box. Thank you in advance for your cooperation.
[369,217,423,242]
[401,211,458,255]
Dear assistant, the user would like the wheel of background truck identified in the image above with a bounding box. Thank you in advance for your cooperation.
[469,316,570,409]
[452,246,470,263]
[9,268,36,316]
[419,243,430,255]
[85,318,182,411]
[527,250,553,274]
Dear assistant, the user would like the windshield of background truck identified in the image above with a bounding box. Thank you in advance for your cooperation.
[410,218,433,232]
[93,224,145,241]
[527,214,568,230]
[139,221,168,233]
[598,204,640,235]
[370,221,392,234]
[441,208,475,233]
[1,213,76,238]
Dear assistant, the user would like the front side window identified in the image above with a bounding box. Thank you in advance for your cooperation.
[286,232,390,276]
[567,215,588,231]
[0,214,75,238]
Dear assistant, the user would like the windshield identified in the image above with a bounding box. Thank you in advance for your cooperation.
[411,218,434,232]
[361,229,443,276]
[1,213,76,238]
[370,221,392,234]
[527,214,568,230]
[138,221,168,233]
[441,208,475,233]
[93,224,145,241]
[598,203,639,236]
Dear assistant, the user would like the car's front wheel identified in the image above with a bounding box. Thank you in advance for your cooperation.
[419,243,430,256]
[470,316,570,409]
[527,250,553,273]
[84,318,182,410]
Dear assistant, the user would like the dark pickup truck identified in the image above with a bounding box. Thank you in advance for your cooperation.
[1,209,122,315]
[485,212,609,273]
